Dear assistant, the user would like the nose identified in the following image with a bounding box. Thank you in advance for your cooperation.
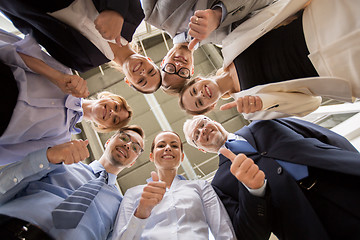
[140,68,145,75]
[164,144,172,151]
[123,142,131,149]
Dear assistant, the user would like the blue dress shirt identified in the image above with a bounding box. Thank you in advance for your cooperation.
[0,30,83,165]
[113,176,236,240]
[0,148,122,240]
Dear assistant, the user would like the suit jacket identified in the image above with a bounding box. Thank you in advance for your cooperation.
[211,118,360,240]
[141,0,273,45]
[222,0,360,97]
[0,0,144,72]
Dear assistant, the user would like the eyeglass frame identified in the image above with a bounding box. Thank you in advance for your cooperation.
[118,131,144,155]
[161,63,191,79]
[191,117,210,147]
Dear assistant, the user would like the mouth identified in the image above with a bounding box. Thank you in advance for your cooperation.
[103,105,107,120]
[174,56,187,64]
[115,146,127,158]
[133,62,142,72]
[204,85,212,98]
[206,129,213,142]
[162,154,175,159]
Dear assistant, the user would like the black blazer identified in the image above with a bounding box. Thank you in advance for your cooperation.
[211,118,360,240]
[0,0,144,72]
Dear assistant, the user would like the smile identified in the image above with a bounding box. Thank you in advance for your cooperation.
[174,56,187,64]
[116,146,127,158]
[133,62,141,72]
[204,85,212,98]
[162,154,174,159]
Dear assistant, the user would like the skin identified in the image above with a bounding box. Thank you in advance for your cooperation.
[161,43,194,90]
[82,97,130,129]
[47,139,90,165]
[94,10,124,46]
[185,116,265,189]
[134,132,184,219]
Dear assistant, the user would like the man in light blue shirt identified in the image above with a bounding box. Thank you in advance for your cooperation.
[0,125,145,240]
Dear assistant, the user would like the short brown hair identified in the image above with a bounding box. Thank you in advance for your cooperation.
[116,125,145,139]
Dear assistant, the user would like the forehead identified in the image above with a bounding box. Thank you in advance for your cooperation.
[121,130,144,146]
[155,132,180,142]
[188,117,207,136]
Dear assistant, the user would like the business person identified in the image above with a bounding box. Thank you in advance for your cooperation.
[112,131,236,239]
[183,115,360,240]
[0,125,145,240]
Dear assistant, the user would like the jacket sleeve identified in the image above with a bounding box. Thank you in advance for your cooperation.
[212,181,272,240]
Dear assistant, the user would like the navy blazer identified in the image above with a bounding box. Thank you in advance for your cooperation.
[0,0,144,72]
[211,118,360,240]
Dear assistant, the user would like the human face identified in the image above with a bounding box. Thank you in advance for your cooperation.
[188,117,227,153]
[151,132,183,170]
[161,44,194,89]
[92,97,129,128]
[106,130,144,167]
[181,78,221,113]
[122,54,161,93]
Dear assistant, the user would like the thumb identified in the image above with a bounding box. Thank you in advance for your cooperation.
[115,35,123,46]
[219,147,236,162]
[188,38,200,50]
[220,101,237,111]
[151,171,159,182]
[83,139,89,146]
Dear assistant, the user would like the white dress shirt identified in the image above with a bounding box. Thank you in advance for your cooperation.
[112,176,236,240]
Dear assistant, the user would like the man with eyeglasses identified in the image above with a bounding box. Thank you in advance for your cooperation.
[0,125,145,240]
[183,115,360,240]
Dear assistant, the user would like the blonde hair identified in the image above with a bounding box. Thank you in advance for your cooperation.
[92,91,133,133]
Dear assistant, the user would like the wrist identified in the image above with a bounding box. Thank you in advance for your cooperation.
[134,207,151,219]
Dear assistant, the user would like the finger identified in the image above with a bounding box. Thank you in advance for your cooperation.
[220,101,237,111]
[115,35,123,46]
[219,147,237,162]
[236,98,244,113]
[255,96,263,110]
[188,38,200,50]
[194,10,207,18]
[70,141,82,163]
[248,96,256,112]
[190,15,201,25]
[238,157,254,173]
[242,96,250,113]
[246,163,260,178]
[151,171,159,182]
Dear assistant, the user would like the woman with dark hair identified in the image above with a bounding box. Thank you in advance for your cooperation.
[113,131,236,240]
[179,0,358,119]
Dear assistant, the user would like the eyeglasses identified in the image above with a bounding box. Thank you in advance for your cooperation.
[162,63,191,79]
[118,132,144,155]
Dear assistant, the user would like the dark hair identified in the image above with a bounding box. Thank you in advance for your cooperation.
[116,125,145,139]
[179,79,214,115]
[131,66,162,94]
[150,131,183,153]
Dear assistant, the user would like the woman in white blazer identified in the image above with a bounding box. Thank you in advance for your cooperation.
[179,0,359,119]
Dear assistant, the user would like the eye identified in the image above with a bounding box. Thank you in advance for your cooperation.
[192,88,196,94]
[115,103,118,111]
[148,68,153,74]
[171,144,179,148]
[132,145,138,152]
[138,78,144,84]
[198,99,203,106]
[157,144,165,148]
[194,130,200,141]
[113,117,118,124]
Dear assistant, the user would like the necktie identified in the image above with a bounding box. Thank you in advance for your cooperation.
[52,170,108,229]
[225,139,308,181]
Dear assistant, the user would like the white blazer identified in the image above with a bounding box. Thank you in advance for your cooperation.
[222,0,360,98]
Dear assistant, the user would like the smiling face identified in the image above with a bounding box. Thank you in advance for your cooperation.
[106,129,144,167]
[184,116,227,153]
[150,131,184,171]
[161,44,194,92]
[180,78,221,114]
[122,54,161,93]
[92,97,130,129]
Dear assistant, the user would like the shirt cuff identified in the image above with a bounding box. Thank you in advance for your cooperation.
[173,33,187,44]
[243,179,267,197]
[212,2,227,23]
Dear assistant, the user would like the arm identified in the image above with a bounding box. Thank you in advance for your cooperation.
[18,53,89,98]
[229,92,322,120]
[201,181,237,240]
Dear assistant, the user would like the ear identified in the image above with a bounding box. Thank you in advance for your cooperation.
[104,138,111,148]
[97,124,106,130]
[149,152,154,162]
[191,66,194,76]
[124,77,133,87]
[198,148,207,153]
[181,153,184,162]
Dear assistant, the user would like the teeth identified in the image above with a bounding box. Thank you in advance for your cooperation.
[205,86,211,97]
[162,155,174,159]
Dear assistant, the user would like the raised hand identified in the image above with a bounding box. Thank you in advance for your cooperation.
[220,96,262,114]
[94,10,124,46]
[219,148,265,189]
[188,8,222,50]
[135,171,167,219]
[46,140,90,165]
[59,74,89,98]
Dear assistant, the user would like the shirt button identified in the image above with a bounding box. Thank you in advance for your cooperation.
[39,164,44,169]
[261,152,267,156]
[13,177,18,183]
[277,167,283,175]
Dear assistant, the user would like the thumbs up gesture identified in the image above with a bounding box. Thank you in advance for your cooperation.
[219,148,265,189]
[134,171,167,219]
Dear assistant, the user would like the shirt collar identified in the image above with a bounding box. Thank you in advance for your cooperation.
[89,160,117,185]
[218,133,247,154]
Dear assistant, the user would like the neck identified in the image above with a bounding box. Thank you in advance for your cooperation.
[81,99,94,121]
[215,72,236,95]
[98,156,125,175]
[157,169,177,188]
[109,43,136,66]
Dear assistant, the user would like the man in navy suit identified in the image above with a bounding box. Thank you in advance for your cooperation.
[183,115,360,240]
[0,0,144,72]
